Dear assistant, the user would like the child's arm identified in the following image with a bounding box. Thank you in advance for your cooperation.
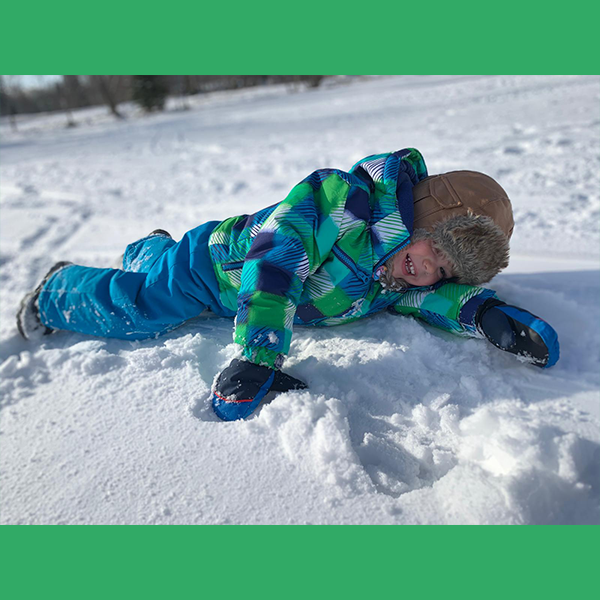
[389,282,559,368]
[211,170,365,421]
[233,170,358,369]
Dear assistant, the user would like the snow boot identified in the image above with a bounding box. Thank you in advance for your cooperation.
[17,261,72,340]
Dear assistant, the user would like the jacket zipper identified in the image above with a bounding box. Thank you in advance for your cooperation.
[331,245,370,283]
[222,260,244,272]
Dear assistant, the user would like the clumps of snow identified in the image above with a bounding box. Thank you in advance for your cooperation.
[244,391,373,497]
[428,400,600,524]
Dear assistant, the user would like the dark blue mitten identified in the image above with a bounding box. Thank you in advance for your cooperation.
[477,299,559,368]
[211,359,307,421]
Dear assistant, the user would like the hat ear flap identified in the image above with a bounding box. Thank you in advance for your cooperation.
[430,215,510,285]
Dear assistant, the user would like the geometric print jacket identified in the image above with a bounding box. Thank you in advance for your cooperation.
[208,149,497,369]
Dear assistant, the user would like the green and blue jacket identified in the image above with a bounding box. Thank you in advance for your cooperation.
[208,149,497,369]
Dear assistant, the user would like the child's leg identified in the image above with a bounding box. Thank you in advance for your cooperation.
[37,231,181,339]
[37,221,231,340]
[135,222,232,321]
[37,265,198,340]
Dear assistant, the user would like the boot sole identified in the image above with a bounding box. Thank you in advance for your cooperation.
[16,261,73,340]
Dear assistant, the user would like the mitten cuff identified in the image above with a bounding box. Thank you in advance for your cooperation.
[240,345,285,370]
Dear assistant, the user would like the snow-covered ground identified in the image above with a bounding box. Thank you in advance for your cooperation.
[1,75,599,525]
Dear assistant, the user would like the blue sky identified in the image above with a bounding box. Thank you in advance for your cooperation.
[17,75,62,89]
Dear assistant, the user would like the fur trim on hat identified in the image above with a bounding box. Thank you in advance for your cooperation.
[428,214,510,285]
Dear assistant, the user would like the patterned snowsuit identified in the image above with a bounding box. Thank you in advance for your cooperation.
[38,149,498,368]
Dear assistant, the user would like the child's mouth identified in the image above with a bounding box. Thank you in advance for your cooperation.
[405,254,416,276]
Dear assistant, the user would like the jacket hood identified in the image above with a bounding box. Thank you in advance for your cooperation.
[349,148,429,274]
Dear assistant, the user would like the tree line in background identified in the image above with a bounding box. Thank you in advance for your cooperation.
[0,75,326,127]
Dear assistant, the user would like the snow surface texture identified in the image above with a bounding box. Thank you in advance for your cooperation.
[1,75,599,525]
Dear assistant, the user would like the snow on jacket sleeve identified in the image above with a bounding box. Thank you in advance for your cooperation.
[234,169,361,369]
[388,281,499,336]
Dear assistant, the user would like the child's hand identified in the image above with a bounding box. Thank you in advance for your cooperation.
[477,299,559,368]
[210,359,307,421]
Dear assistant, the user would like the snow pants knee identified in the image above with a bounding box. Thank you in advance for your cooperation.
[37,222,235,340]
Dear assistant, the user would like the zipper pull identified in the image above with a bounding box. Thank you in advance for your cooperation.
[373,266,385,281]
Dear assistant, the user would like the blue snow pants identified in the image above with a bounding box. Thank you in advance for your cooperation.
[37,222,235,340]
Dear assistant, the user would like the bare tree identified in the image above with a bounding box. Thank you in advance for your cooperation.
[51,77,76,127]
[89,75,128,119]
[0,75,22,130]
[63,75,87,108]
[172,75,191,110]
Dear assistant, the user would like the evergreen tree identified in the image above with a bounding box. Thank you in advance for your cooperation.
[132,76,169,112]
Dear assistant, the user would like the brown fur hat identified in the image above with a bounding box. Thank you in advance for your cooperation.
[425,213,510,285]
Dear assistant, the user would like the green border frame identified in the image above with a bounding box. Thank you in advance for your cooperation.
[2,1,598,597]
[1,526,597,597]
[2,1,598,74]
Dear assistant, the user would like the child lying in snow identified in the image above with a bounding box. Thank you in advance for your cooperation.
[17,148,559,420]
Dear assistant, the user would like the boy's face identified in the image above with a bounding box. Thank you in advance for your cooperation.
[391,239,454,287]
